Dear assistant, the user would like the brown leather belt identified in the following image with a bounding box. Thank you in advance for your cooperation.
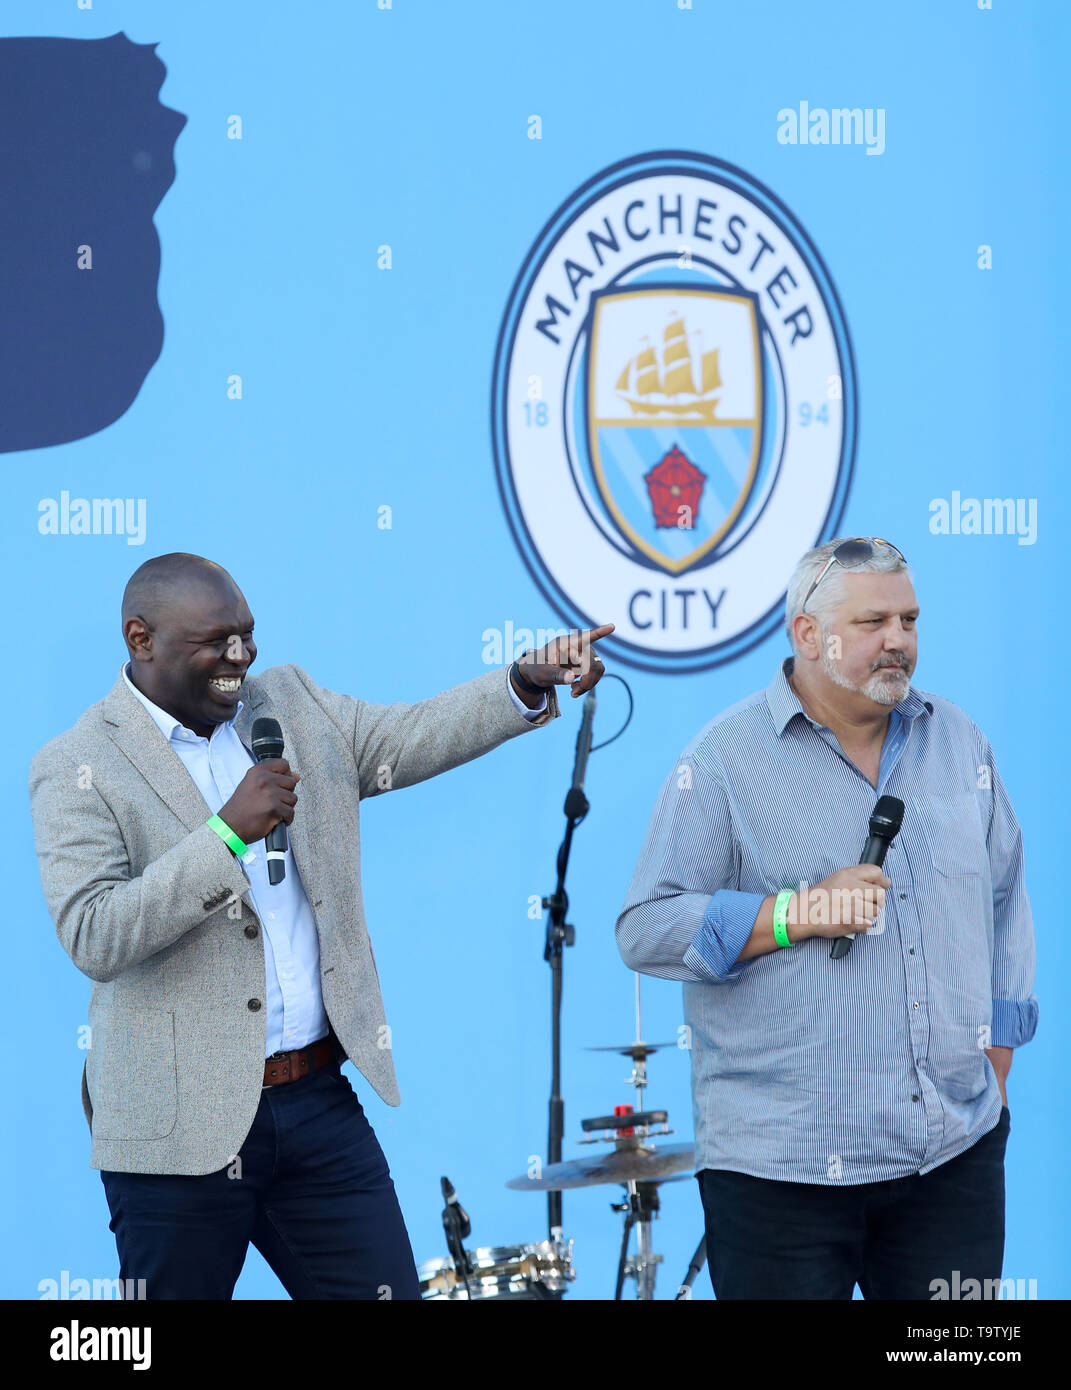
[263,1033,344,1088]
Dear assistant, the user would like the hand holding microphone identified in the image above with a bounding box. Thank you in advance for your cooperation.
[217,717,299,883]
[830,795,904,958]
[773,797,904,954]
[800,864,891,940]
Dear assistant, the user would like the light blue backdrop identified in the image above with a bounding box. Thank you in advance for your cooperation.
[4,0,1064,1300]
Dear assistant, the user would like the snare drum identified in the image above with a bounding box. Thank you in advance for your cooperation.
[417,1238,575,1300]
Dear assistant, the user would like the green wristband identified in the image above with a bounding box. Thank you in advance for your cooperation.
[207,813,249,858]
[772,890,795,948]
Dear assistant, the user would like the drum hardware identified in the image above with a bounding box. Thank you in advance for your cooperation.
[611,1181,663,1301]
[422,986,704,1296]
[505,1138,695,1190]
[417,1238,576,1301]
[417,1174,576,1301]
[503,973,696,1299]
[585,1037,678,1112]
[594,986,708,1297]
[577,1106,673,1143]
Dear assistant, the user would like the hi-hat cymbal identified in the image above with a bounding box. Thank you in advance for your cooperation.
[586,1042,677,1059]
[506,1142,695,1191]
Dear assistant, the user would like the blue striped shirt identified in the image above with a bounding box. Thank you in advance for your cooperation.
[616,657,1038,1184]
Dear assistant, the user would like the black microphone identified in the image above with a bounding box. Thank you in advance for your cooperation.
[440,1176,472,1289]
[251,716,287,886]
[563,690,596,819]
[830,795,905,960]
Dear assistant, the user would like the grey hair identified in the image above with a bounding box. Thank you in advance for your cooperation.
[784,538,909,652]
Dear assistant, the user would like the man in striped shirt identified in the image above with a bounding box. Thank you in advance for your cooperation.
[617,537,1037,1299]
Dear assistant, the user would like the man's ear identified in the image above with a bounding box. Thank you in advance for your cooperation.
[124,616,152,659]
[791,613,821,661]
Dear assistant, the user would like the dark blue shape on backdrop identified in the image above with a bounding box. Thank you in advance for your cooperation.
[0,33,186,453]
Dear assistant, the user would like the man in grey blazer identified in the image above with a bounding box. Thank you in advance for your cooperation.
[29,551,613,1300]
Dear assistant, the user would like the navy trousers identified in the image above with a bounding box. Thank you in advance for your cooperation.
[100,1059,421,1300]
[698,1106,1010,1300]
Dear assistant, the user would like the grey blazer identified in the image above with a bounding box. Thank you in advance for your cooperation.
[28,662,560,1175]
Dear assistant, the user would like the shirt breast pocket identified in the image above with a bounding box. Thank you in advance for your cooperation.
[927,793,987,879]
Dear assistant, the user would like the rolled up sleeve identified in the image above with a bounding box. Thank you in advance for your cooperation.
[684,889,767,982]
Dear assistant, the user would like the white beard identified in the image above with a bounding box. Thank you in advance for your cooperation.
[819,646,911,706]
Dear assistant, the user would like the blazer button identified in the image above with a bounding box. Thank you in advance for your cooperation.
[247,998,262,1011]
[244,924,259,939]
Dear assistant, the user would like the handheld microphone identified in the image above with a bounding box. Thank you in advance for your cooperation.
[830,795,905,960]
[251,716,287,886]
[564,690,596,819]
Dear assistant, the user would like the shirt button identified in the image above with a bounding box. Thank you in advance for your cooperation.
[913,1001,920,1010]
[909,948,915,955]
[899,892,907,900]
[244,924,258,939]
[911,1094,920,1102]
[247,998,262,1011]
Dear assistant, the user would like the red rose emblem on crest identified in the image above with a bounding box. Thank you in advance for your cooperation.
[644,445,706,529]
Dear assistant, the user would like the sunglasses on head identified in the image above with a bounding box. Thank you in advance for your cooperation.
[801,537,906,614]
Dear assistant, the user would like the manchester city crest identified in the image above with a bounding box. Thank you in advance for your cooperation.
[491,151,857,673]
[586,286,763,574]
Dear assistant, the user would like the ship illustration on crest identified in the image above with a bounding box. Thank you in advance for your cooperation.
[615,315,723,422]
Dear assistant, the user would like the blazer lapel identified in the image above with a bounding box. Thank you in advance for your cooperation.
[104,671,214,833]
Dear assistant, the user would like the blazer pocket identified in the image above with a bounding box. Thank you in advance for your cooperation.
[90,1008,178,1141]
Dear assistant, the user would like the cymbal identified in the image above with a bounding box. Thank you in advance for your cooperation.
[506,1142,695,1191]
[586,1041,678,1059]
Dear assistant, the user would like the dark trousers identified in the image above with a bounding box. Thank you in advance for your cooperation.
[100,1059,420,1300]
[697,1107,1010,1300]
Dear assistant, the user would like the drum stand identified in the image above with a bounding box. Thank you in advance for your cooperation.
[612,1180,662,1299]
[587,975,676,1301]
[503,971,698,1298]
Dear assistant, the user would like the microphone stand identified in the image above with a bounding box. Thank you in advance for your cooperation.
[537,677,635,1247]
[676,1234,708,1299]
[440,1176,473,1299]
[541,779,588,1241]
